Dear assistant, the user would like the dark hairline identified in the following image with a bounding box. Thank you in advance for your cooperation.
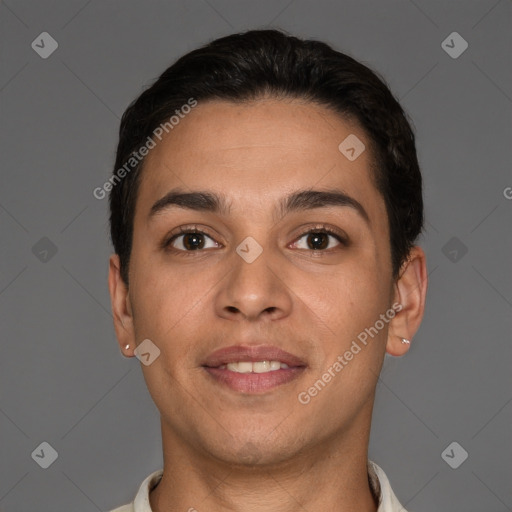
[109,30,423,286]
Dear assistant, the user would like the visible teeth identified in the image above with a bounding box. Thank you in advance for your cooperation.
[225,361,289,373]
[253,361,270,373]
[234,361,253,373]
[269,360,281,370]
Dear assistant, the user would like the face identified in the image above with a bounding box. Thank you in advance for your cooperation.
[121,98,397,464]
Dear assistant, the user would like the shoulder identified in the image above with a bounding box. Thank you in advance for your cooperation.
[108,505,133,512]
[368,460,408,512]
[107,469,163,512]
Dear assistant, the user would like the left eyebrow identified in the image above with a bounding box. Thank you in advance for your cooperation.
[148,187,370,225]
[280,189,370,225]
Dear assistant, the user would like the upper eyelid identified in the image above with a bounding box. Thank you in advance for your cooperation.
[165,226,219,248]
[291,228,348,247]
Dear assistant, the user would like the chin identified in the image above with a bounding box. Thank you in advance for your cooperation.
[194,424,305,468]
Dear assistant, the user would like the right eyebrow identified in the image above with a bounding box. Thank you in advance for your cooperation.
[148,189,231,220]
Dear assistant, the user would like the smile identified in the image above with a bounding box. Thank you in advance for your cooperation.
[202,344,307,393]
[219,361,290,373]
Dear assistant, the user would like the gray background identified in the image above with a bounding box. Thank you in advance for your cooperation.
[1,0,511,511]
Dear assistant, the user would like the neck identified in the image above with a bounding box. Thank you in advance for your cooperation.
[149,414,378,512]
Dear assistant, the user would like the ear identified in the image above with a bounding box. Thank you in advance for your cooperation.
[386,246,428,356]
[108,254,136,357]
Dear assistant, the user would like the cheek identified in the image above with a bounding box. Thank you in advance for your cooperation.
[128,255,196,343]
[308,269,390,394]
[304,260,390,343]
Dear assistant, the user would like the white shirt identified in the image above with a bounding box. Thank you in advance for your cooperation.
[109,460,408,512]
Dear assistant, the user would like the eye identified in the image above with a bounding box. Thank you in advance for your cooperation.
[162,224,348,254]
[164,228,220,252]
[291,227,347,251]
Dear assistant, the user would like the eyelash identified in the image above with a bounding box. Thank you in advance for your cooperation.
[161,224,349,256]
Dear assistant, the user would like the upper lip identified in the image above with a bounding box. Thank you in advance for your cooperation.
[203,345,307,368]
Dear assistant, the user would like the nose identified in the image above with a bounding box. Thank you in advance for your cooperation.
[214,242,293,322]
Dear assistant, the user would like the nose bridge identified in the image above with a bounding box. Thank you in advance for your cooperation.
[217,236,291,320]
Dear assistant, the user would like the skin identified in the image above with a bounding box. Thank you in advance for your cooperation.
[109,97,427,512]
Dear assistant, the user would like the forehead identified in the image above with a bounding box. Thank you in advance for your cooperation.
[135,98,385,223]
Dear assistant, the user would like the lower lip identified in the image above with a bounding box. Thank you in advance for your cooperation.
[203,367,305,393]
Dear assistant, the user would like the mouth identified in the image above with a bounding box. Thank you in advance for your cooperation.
[202,345,307,393]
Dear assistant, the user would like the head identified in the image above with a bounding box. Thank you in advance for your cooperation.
[108,29,427,466]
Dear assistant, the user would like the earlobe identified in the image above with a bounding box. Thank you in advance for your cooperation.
[108,254,136,357]
[386,246,428,357]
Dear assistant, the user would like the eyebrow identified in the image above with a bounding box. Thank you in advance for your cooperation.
[148,188,370,224]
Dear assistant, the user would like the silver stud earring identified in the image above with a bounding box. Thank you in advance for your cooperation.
[125,344,130,350]
[401,338,411,345]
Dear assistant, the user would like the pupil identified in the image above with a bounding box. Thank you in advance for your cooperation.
[184,233,204,250]
[308,233,328,250]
